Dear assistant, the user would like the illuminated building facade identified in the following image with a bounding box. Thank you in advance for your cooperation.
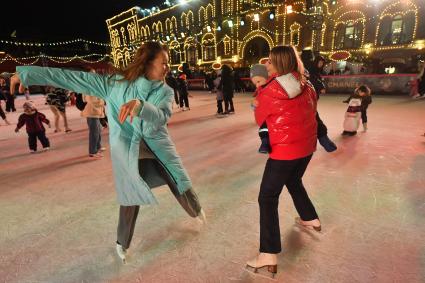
[106,0,425,72]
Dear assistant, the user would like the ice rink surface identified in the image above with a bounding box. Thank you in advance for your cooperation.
[0,92,424,283]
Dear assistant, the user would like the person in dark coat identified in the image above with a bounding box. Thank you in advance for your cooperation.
[1,77,16,112]
[0,79,11,125]
[15,101,51,153]
[0,101,10,125]
[177,73,190,111]
[302,54,337,152]
[221,64,235,114]
[205,72,215,93]
[234,71,245,94]
[165,72,180,107]
[417,64,425,96]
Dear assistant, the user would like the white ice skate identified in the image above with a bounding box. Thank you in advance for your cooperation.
[196,208,207,225]
[116,243,127,264]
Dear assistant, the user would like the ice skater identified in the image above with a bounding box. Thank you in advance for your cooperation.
[81,92,106,158]
[250,61,337,155]
[11,42,206,264]
[221,65,235,114]
[303,54,337,152]
[177,73,190,111]
[0,99,11,125]
[213,71,226,117]
[15,101,51,153]
[45,86,72,133]
[342,85,372,135]
[246,46,321,277]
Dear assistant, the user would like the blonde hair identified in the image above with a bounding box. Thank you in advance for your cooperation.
[269,45,305,78]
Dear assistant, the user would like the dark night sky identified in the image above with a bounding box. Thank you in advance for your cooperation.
[0,1,164,42]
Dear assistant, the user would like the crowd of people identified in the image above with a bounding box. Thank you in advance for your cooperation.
[3,40,407,278]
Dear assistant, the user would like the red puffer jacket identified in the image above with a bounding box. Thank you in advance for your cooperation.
[255,72,317,160]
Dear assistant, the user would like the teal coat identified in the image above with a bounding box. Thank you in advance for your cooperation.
[17,66,192,205]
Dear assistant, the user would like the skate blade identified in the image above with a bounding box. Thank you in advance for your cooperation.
[245,265,277,280]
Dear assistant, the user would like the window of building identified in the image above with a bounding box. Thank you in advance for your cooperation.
[186,46,197,65]
[334,21,363,49]
[378,13,415,46]
[290,23,301,46]
[170,42,181,65]
[204,46,215,61]
[224,36,231,55]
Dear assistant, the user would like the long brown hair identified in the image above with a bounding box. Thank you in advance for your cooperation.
[115,42,168,82]
[269,45,305,79]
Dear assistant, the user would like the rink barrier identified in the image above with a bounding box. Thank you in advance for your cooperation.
[187,74,417,95]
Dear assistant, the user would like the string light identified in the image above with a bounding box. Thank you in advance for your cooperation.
[0,38,111,47]
[0,54,110,66]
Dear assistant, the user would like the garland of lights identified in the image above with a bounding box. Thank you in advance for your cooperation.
[0,38,111,47]
[0,54,111,66]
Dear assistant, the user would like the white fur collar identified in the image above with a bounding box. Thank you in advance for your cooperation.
[275,73,302,98]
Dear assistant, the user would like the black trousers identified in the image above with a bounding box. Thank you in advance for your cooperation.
[117,205,140,250]
[6,95,16,112]
[179,91,189,108]
[117,159,202,249]
[316,112,327,138]
[173,89,179,105]
[217,99,223,113]
[0,103,6,120]
[28,131,50,151]
[259,155,318,254]
[224,97,234,113]
[361,109,368,123]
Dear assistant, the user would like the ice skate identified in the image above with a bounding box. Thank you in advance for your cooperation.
[196,208,207,225]
[116,243,127,264]
[246,253,277,278]
[295,217,321,232]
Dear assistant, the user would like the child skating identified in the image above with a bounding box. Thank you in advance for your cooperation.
[15,101,51,153]
[342,85,372,135]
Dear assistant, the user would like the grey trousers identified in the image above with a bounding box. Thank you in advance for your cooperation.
[87,118,102,154]
[117,159,202,249]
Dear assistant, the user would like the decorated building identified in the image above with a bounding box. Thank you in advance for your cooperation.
[106,0,425,73]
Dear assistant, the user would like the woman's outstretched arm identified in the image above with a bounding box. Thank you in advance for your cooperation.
[12,66,111,100]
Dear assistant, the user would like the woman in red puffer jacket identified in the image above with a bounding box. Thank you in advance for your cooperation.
[246,46,321,276]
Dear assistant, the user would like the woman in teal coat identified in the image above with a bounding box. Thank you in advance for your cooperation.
[11,42,206,263]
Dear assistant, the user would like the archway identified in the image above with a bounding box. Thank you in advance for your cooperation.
[243,37,271,66]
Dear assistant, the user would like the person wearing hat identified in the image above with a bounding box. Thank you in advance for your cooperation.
[15,101,51,153]
[250,64,271,153]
